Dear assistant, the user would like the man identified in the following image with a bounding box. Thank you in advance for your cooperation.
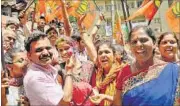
[5,18,26,51]
[72,35,88,62]
[37,16,46,32]
[5,20,18,32]
[24,31,73,105]
[2,30,16,53]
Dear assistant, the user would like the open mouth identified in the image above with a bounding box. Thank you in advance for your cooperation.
[136,49,145,54]
[165,48,173,52]
[101,59,108,64]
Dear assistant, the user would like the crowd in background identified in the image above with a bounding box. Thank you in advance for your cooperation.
[1,0,180,106]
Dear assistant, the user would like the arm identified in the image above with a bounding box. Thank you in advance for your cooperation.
[77,15,97,63]
[112,89,122,106]
[58,55,74,105]
[61,0,73,37]
[90,13,104,40]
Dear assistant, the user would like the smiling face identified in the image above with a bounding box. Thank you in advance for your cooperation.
[97,44,114,71]
[159,34,178,62]
[3,31,16,51]
[47,29,58,44]
[57,42,73,62]
[11,52,29,77]
[27,37,53,66]
[130,28,155,63]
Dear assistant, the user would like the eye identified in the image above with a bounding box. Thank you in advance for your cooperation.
[15,58,24,63]
[170,40,176,44]
[35,48,43,52]
[139,38,148,43]
[58,49,63,52]
[161,41,167,45]
[131,40,137,45]
[98,51,103,55]
[46,46,52,50]
[104,50,110,54]
[64,47,70,51]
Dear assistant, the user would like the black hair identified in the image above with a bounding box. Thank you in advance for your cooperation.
[24,31,47,52]
[46,27,58,35]
[128,25,156,43]
[71,35,81,42]
[40,16,45,20]
[158,32,178,47]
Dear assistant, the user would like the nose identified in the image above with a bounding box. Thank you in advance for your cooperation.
[136,40,143,46]
[9,38,15,44]
[42,48,49,55]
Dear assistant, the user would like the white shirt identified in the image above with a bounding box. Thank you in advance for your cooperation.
[23,63,63,105]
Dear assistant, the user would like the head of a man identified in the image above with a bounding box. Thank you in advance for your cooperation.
[71,36,85,52]
[37,16,46,30]
[5,47,29,78]
[3,30,16,52]
[6,20,18,32]
[25,31,53,67]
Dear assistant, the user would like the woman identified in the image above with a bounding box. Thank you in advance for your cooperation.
[113,25,180,106]
[4,47,29,106]
[55,37,94,106]
[158,32,179,62]
[79,31,127,106]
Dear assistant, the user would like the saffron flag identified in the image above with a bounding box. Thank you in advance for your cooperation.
[35,0,97,30]
[126,0,162,24]
[68,0,97,30]
[166,1,180,33]
[113,11,124,45]
[35,0,62,22]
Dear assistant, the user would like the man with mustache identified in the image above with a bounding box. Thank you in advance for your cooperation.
[23,31,73,105]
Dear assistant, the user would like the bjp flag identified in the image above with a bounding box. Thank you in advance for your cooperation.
[166,1,180,33]
[68,0,97,30]
[113,11,124,45]
[126,0,162,25]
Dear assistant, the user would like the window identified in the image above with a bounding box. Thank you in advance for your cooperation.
[137,0,143,8]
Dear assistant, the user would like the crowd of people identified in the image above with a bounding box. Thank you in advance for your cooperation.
[1,0,180,106]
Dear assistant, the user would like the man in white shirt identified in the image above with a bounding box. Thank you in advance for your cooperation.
[24,31,73,105]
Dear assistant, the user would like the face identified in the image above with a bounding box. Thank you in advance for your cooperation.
[47,30,58,43]
[6,24,17,32]
[130,28,155,63]
[28,37,53,66]
[11,52,29,78]
[38,19,46,28]
[3,32,16,51]
[57,42,73,62]
[77,40,85,51]
[59,27,64,35]
[159,34,178,61]
[98,44,114,71]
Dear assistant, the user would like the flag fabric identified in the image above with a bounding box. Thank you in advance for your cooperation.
[34,0,97,30]
[126,0,162,24]
[113,11,124,45]
[68,0,97,30]
[35,0,46,21]
[166,1,180,33]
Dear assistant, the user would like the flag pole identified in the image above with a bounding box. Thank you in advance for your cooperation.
[111,0,115,39]
[121,0,132,31]
[31,2,36,32]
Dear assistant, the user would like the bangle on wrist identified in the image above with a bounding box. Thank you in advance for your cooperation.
[65,74,73,79]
